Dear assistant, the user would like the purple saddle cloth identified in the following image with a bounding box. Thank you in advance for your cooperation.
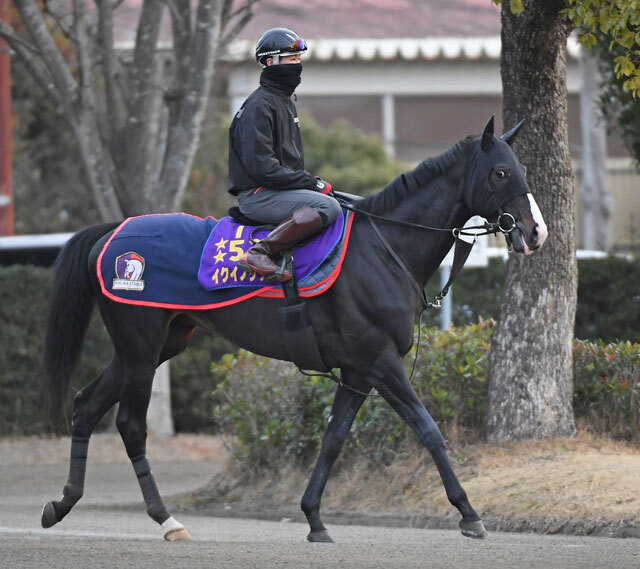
[198,214,345,291]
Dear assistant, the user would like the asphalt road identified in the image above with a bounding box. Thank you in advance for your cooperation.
[1,454,638,569]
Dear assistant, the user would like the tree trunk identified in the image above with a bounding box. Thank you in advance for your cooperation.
[579,47,612,251]
[486,0,577,441]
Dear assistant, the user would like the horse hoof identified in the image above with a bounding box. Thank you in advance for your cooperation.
[41,502,58,529]
[459,519,487,539]
[307,530,334,543]
[164,528,191,541]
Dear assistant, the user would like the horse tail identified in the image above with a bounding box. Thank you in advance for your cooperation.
[42,222,120,427]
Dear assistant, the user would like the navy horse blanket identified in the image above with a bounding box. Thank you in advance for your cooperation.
[97,212,354,309]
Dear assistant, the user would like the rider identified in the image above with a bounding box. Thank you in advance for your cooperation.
[228,27,341,282]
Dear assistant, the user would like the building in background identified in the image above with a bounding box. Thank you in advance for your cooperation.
[219,0,638,252]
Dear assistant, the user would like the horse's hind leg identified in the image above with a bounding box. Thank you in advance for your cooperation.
[113,312,190,540]
[368,349,487,539]
[301,370,371,542]
[42,357,123,528]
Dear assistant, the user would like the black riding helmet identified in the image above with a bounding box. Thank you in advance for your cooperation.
[255,28,307,67]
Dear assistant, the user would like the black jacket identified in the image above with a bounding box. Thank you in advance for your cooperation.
[227,72,316,195]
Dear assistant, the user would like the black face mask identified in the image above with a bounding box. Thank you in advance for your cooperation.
[260,63,303,95]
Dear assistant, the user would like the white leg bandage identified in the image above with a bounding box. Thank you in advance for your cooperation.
[162,516,185,537]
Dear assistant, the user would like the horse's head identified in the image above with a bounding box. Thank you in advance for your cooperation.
[466,116,548,254]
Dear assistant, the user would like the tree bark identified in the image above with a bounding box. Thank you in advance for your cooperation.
[158,0,224,212]
[486,0,577,441]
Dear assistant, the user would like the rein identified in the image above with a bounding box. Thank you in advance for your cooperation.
[308,197,516,398]
[338,199,516,311]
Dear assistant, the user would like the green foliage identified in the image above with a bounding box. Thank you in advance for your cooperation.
[595,39,640,168]
[301,115,407,196]
[575,256,640,342]
[420,255,639,343]
[564,1,640,96]
[2,256,638,436]
[214,323,640,472]
[494,0,640,97]
[0,265,235,435]
[0,266,112,435]
[573,339,640,440]
[212,352,334,466]
[213,322,492,470]
[492,0,524,14]
[169,330,237,433]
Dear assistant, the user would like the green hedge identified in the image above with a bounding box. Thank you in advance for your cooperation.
[0,266,113,435]
[213,322,640,470]
[1,257,638,435]
[422,255,640,343]
[0,265,234,436]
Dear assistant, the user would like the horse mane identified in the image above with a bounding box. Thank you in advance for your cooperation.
[359,137,473,213]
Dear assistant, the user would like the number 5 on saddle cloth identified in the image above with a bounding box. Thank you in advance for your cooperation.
[97,209,355,372]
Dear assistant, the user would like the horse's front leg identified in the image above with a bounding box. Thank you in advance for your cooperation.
[369,348,487,539]
[301,369,371,542]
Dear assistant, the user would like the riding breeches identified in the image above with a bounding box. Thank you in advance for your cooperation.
[237,188,341,228]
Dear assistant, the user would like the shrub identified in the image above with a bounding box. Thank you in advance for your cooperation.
[573,339,640,440]
[213,322,640,472]
[0,264,235,435]
[575,257,640,343]
[422,255,639,343]
[0,265,112,435]
[169,330,236,433]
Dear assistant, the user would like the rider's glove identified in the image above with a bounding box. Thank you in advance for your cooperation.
[314,177,332,195]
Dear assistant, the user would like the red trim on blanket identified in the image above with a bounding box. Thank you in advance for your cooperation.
[257,213,355,299]
[96,211,354,309]
[95,213,279,311]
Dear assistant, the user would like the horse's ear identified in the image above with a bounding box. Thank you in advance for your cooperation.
[481,115,495,152]
[501,119,526,146]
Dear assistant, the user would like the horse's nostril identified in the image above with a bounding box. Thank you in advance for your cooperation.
[532,224,539,243]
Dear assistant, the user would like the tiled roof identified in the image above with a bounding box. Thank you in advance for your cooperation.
[111,0,501,46]
[110,1,581,61]
[234,0,502,40]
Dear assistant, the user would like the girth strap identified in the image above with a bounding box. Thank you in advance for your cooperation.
[279,256,330,372]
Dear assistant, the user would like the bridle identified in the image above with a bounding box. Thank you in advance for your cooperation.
[308,197,520,398]
[337,199,518,311]
[339,201,517,240]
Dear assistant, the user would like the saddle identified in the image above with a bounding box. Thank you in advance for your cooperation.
[224,206,325,371]
[223,196,361,372]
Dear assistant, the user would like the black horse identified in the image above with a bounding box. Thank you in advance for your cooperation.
[41,117,546,542]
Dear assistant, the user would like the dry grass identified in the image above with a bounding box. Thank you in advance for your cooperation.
[215,431,640,525]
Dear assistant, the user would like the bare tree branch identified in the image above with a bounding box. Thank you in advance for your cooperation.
[226,0,259,23]
[220,0,259,52]
[0,19,61,107]
[42,0,75,42]
[120,0,165,213]
[13,0,78,112]
[167,0,191,127]
[96,0,125,141]
[72,0,94,106]
[0,19,38,54]
[159,0,225,211]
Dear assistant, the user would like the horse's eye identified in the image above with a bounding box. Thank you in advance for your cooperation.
[495,168,508,179]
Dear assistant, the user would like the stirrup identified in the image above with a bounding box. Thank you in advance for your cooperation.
[264,252,292,283]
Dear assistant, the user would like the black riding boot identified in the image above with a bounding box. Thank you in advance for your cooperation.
[238,206,323,282]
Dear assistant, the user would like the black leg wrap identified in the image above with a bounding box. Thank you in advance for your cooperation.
[131,454,169,524]
[42,438,89,528]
